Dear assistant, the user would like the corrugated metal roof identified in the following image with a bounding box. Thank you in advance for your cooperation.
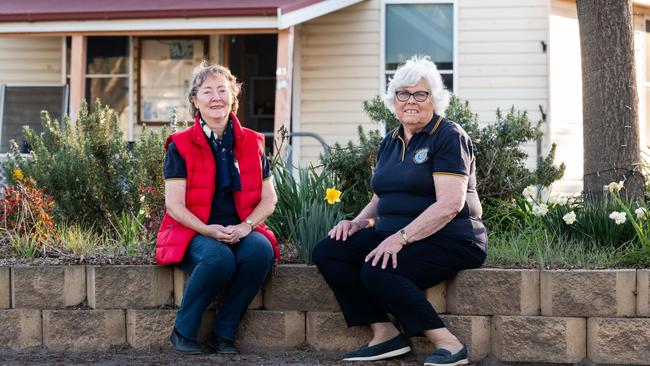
[0,0,321,22]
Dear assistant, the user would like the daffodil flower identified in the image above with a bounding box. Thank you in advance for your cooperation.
[609,211,626,225]
[325,187,342,205]
[563,211,576,225]
[12,168,24,182]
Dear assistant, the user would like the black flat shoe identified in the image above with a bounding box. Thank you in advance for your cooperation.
[342,333,411,361]
[206,333,240,354]
[169,328,202,354]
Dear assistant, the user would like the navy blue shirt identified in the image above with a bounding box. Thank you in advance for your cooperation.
[370,114,487,251]
[163,136,271,226]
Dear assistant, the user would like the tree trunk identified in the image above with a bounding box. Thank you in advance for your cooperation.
[576,0,644,200]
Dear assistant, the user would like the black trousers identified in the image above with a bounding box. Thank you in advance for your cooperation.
[312,228,486,337]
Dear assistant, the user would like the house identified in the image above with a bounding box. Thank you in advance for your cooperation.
[1,0,649,194]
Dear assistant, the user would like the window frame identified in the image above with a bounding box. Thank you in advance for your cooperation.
[137,36,209,126]
[380,0,458,95]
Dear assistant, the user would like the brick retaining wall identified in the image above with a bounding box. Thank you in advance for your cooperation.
[1,265,649,364]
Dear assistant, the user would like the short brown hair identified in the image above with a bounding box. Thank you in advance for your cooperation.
[188,61,242,117]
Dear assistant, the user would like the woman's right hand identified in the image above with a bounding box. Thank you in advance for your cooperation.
[205,224,239,244]
[328,220,365,241]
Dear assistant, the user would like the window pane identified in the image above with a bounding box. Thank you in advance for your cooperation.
[386,4,453,70]
[140,38,206,122]
[1,86,66,153]
[86,77,129,131]
[87,36,128,75]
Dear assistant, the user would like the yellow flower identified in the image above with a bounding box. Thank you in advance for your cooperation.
[325,187,342,205]
[12,168,24,182]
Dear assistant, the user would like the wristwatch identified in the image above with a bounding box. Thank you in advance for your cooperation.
[398,229,410,245]
[244,218,255,229]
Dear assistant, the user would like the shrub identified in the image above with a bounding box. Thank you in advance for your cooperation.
[320,126,383,214]
[323,95,566,213]
[0,170,56,257]
[3,100,170,238]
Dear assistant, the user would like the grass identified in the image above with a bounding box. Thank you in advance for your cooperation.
[486,223,629,269]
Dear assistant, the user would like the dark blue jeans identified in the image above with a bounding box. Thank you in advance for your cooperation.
[174,231,274,341]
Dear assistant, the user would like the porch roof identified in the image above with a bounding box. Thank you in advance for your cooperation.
[0,0,363,33]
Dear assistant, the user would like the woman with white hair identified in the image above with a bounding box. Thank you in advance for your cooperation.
[312,56,487,366]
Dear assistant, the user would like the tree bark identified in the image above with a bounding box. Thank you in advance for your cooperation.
[576,0,643,200]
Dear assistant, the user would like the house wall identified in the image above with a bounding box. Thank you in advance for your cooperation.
[457,0,550,172]
[297,0,381,165]
[297,0,550,170]
[0,36,62,84]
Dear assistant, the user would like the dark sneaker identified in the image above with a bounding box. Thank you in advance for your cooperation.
[169,328,202,354]
[205,333,240,354]
[423,345,468,366]
[342,334,411,361]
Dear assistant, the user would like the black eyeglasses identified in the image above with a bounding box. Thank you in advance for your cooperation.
[395,90,430,102]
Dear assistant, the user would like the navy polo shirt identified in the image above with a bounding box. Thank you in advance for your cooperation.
[370,114,487,251]
[163,136,271,226]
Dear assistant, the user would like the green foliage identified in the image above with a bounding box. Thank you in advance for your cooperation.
[325,95,566,209]
[3,100,168,239]
[320,126,383,214]
[267,161,347,264]
[445,96,566,199]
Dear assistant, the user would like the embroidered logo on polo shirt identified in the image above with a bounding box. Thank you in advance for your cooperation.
[413,148,429,164]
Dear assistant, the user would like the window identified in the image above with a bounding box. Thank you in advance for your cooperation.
[138,37,208,124]
[66,36,130,129]
[383,1,455,91]
[0,85,68,153]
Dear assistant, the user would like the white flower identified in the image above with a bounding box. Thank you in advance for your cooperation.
[548,195,568,206]
[562,211,577,225]
[609,211,627,225]
[139,195,145,203]
[532,203,549,217]
[522,185,537,199]
[604,181,625,193]
[636,207,647,220]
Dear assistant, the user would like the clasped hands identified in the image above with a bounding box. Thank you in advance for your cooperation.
[205,222,252,244]
[328,219,405,269]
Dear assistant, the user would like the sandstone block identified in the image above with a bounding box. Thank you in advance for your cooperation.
[43,310,125,351]
[236,310,305,349]
[12,266,85,308]
[87,265,173,309]
[637,269,649,316]
[588,317,650,364]
[447,269,539,315]
[0,309,41,350]
[492,315,585,363]
[0,267,9,308]
[264,265,337,311]
[425,282,446,313]
[306,311,371,351]
[541,269,636,317]
[173,267,262,310]
[412,315,490,362]
[126,309,176,349]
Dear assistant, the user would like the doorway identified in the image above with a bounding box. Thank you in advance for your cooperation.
[227,34,277,151]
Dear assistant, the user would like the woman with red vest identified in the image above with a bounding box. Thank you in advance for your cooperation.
[156,61,279,355]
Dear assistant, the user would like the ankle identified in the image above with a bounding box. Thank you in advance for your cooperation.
[368,327,400,346]
[434,339,463,354]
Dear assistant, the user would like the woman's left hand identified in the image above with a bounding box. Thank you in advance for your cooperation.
[365,234,404,269]
[226,222,253,242]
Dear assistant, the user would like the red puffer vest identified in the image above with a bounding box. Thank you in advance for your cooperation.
[155,113,280,265]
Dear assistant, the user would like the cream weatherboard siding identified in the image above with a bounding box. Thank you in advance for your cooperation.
[297,0,552,174]
[0,36,62,84]
[457,0,550,175]
[297,0,381,165]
